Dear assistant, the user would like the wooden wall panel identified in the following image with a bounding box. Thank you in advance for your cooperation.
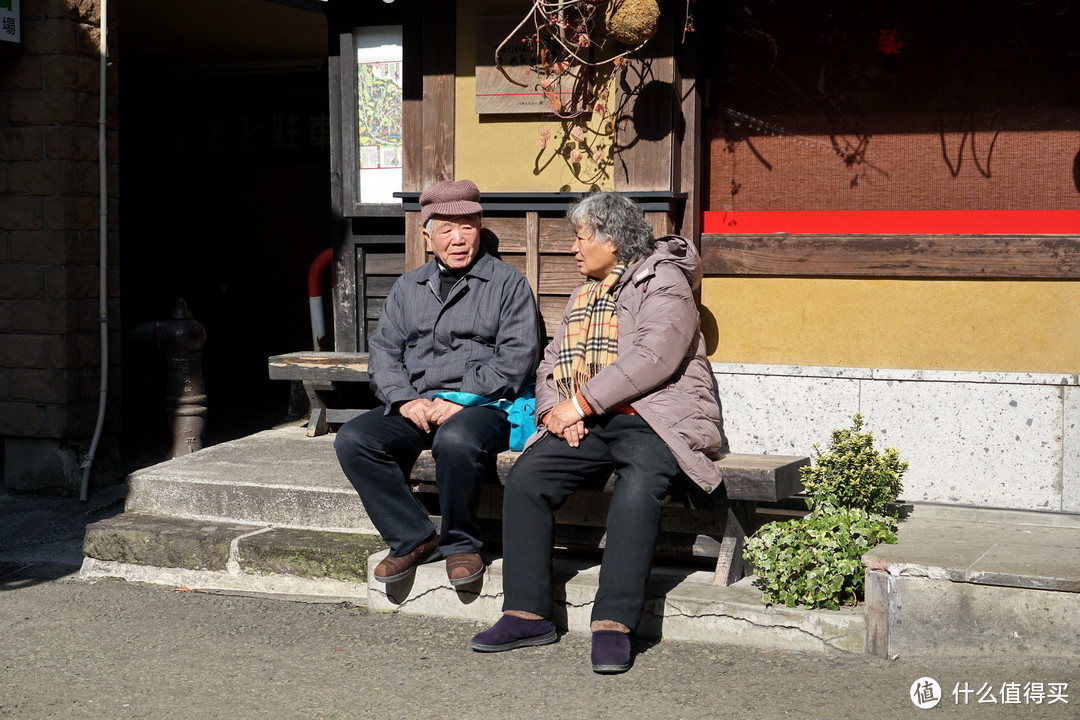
[364,253,406,275]
[702,234,1080,279]
[538,295,570,337]
[539,216,572,252]
[612,13,676,193]
[539,256,584,294]
[482,217,528,253]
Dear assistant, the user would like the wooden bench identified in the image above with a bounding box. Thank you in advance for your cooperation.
[268,350,809,585]
[407,449,806,586]
[268,351,373,437]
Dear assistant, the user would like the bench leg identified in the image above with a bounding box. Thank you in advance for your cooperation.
[303,380,332,437]
[712,498,754,586]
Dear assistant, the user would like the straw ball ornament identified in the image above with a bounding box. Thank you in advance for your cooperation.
[603,0,660,46]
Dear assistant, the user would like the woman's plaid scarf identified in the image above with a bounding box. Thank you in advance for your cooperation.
[553,262,628,401]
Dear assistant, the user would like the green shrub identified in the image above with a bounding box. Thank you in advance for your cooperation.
[742,413,908,609]
[743,507,897,610]
[800,413,907,516]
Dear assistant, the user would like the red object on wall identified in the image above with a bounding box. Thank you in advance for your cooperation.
[703,210,1080,235]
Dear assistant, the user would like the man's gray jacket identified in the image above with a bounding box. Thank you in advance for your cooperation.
[368,250,541,409]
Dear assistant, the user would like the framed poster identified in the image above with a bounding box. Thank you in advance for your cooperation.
[352,26,403,205]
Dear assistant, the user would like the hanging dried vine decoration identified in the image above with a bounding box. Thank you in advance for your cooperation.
[495,0,658,119]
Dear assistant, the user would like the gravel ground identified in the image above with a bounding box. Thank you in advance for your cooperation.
[0,574,1075,720]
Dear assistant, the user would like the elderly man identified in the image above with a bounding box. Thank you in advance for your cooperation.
[334,179,540,587]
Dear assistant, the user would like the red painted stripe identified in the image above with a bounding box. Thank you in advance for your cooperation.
[474,92,585,97]
[703,210,1080,235]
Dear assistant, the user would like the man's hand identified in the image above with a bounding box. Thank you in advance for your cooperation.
[427,398,463,426]
[397,398,434,433]
[543,399,588,448]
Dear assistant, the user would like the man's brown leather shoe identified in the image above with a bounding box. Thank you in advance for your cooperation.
[445,552,485,586]
[373,531,440,583]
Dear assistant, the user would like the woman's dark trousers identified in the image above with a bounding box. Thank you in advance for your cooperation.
[501,414,681,630]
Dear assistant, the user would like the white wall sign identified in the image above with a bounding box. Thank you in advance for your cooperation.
[354,26,403,205]
[1,0,21,45]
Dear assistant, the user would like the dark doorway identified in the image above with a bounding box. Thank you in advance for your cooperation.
[117,1,330,465]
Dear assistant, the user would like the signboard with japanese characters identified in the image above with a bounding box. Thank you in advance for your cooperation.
[475,15,590,115]
[1,0,20,46]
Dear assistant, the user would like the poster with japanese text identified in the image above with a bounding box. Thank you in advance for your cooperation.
[354,26,403,204]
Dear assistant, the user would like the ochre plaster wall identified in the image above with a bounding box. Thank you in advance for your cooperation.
[454,0,615,192]
[701,277,1080,374]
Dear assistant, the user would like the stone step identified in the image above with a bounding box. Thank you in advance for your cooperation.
[862,506,1080,658]
[81,513,386,602]
[78,512,866,653]
[122,425,377,533]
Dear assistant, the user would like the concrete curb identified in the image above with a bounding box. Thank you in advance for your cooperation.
[80,514,387,603]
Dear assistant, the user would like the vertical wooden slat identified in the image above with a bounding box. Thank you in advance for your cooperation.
[355,245,368,351]
[404,0,455,271]
[328,44,357,352]
[421,0,455,188]
[405,211,425,270]
[646,211,674,238]
[334,222,359,352]
[401,1,423,194]
[525,211,540,298]
[327,50,344,217]
[402,1,426,271]
[676,26,703,244]
[338,32,359,209]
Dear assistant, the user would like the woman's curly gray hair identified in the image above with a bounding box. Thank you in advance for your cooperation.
[567,192,655,263]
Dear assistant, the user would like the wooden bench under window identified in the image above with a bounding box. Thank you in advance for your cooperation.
[268,350,808,586]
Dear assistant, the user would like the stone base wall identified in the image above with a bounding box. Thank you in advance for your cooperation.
[713,362,1079,512]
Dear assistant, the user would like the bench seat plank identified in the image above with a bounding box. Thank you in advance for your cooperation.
[268,352,370,382]
[715,453,809,502]
[409,450,805,503]
[268,352,372,436]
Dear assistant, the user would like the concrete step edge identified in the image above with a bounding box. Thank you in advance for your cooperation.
[82,513,386,588]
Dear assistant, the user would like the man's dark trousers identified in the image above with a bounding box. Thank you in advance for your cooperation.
[334,405,510,557]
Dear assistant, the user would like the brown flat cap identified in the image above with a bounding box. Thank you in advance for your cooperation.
[419,179,483,226]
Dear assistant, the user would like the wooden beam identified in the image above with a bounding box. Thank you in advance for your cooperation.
[701,234,1080,279]
[401,1,424,194]
[421,0,454,188]
[675,22,702,244]
[525,211,540,298]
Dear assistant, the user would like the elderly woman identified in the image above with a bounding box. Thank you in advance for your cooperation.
[470,192,723,673]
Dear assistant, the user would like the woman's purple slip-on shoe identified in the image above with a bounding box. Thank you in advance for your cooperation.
[470,615,558,652]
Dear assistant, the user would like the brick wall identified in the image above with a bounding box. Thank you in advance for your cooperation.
[0,0,120,442]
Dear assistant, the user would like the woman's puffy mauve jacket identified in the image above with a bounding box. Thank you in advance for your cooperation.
[528,235,724,492]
